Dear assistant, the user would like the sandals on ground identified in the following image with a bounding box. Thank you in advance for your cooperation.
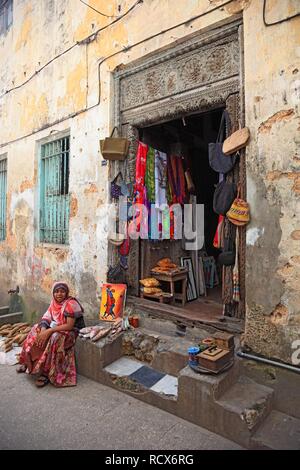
[35,375,50,387]
[16,364,27,373]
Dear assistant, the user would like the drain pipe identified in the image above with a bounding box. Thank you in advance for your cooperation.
[237,350,300,375]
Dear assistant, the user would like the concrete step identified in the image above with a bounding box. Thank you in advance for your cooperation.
[214,376,274,446]
[0,306,9,316]
[251,410,300,450]
[0,312,23,325]
[75,332,279,449]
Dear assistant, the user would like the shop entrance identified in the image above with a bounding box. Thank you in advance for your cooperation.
[113,17,245,322]
[136,107,224,321]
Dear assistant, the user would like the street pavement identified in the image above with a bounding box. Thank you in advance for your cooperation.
[0,364,243,450]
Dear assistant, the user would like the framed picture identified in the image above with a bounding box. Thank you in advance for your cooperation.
[180,256,197,302]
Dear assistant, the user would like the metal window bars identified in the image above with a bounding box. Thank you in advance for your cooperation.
[40,136,70,244]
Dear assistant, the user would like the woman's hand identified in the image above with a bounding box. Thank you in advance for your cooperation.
[35,329,52,348]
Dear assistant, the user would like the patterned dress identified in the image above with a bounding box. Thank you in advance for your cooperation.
[19,297,84,387]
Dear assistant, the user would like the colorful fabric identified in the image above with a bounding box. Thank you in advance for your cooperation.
[155,150,167,209]
[18,282,85,387]
[213,215,225,249]
[99,283,127,322]
[168,155,186,205]
[232,228,240,302]
[40,292,84,332]
[134,141,148,205]
[19,325,78,387]
[145,146,156,204]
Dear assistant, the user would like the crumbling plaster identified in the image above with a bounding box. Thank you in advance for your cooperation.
[0,1,299,365]
[243,0,300,363]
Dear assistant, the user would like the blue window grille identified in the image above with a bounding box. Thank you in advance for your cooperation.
[0,0,13,35]
[0,157,7,241]
[40,136,70,244]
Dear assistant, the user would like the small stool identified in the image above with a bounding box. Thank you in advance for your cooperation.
[151,270,188,306]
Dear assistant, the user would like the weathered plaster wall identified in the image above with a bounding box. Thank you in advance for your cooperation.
[243,0,300,363]
[0,0,236,318]
[0,0,299,365]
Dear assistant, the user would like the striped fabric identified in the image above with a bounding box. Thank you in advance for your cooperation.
[105,357,178,397]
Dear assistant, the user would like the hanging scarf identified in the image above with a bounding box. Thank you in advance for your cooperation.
[134,141,148,205]
[213,215,225,249]
[145,146,156,204]
[232,228,240,303]
[168,154,186,205]
[155,150,167,208]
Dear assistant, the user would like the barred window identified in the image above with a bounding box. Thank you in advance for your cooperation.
[0,0,13,35]
[40,137,70,244]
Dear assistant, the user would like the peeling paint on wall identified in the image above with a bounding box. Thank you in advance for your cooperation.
[246,227,264,246]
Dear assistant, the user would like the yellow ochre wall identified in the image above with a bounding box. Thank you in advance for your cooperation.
[0,0,299,365]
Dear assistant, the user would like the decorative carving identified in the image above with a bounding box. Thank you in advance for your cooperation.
[119,34,239,114]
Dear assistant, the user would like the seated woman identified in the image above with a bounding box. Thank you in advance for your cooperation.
[16,282,85,387]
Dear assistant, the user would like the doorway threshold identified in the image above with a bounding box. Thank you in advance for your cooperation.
[127,296,244,335]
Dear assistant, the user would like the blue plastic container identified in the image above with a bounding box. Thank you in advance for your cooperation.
[188,346,200,365]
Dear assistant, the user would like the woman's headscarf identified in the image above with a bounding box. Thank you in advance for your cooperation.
[52,282,69,297]
[40,282,84,329]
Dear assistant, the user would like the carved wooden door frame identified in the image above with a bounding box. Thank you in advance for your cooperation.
[110,17,246,318]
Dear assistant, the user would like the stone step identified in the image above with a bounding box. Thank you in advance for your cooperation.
[76,333,279,449]
[251,410,300,450]
[214,376,274,446]
[0,312,23,325]
[0,306,9,316]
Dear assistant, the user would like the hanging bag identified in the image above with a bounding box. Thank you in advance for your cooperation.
[100,127,130,161]
[218,235,236,266]
[213,181,237,215]
[209,110,237,174]
[110,172,123,200]
[226,186,250,226]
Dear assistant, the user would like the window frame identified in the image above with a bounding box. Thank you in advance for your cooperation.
[0,0,13,36]
[37,131,71,246]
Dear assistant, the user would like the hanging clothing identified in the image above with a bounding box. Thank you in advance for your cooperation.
[145,146,156,204]
[213,215,225,249]
[154,150,168,239]
[134,141,148,205]
[168,154,186,205]
[155,150,168,209]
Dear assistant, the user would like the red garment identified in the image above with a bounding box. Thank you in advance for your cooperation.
[213,215,224,248]
[19,282,84,387]
[134,141,148,204]
[19,325,77,387]
[41,296,83,327]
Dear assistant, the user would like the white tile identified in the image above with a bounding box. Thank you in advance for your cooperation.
[104,357,143,376]
[150,374,178,397]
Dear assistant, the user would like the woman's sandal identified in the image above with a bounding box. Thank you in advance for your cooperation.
[16,364,27,373]
[35,375,50,387]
